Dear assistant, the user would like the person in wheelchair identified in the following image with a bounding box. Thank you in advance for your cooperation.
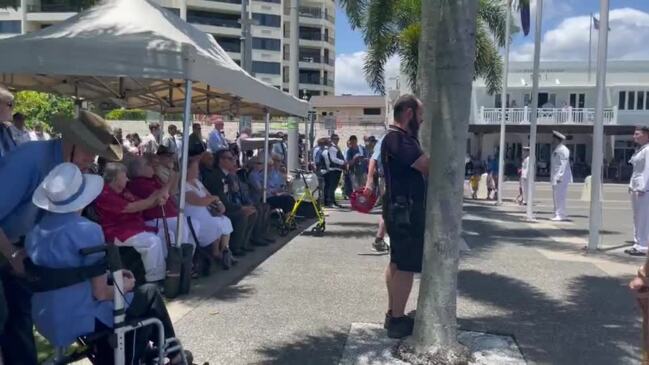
[25,163,188,364]
[126,155,196,254]
[94,162,168,284]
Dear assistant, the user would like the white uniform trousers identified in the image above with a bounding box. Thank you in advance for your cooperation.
[521,178,529,204]
[552,181,569,220]
[631,192,649,253]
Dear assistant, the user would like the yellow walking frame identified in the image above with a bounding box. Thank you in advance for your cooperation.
[279,169,326,236]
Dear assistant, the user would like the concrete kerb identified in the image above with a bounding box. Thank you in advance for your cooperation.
[166,218,316,323]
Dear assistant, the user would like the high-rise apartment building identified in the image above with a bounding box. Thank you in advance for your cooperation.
[0,0,335,98]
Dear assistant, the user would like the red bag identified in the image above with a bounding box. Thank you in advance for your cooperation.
[350,189,378,214]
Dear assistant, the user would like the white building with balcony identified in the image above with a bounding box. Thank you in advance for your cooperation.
[0,0,335,96]
[469,60,649,181]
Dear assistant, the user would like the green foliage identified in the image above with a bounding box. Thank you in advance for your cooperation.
[13,91,74,132]
[104,108,147,121]
[338,0,515,95]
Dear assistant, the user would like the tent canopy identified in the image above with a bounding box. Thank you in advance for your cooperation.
[0,0,308,118]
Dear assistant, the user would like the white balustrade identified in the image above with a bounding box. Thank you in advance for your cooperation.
[478,107,617,125]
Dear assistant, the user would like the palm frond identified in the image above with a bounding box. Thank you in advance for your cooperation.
[363,34,398,95]
[478,0,508,47]
[475,21,503,95]
[337,0,368,30]
[398,23,421,95]
[394,0,421,30]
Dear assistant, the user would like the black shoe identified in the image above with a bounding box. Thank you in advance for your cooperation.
[334,203,344,208]
[387,316,414,339]
[384,310,415,329]
[231,249,245,257]
[252,239,269,247]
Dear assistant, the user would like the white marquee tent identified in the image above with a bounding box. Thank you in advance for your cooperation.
[0,0,307,245]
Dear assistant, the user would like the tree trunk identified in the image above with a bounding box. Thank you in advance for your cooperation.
[396,0,478,364]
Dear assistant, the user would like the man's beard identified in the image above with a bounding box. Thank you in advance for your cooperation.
[408,116,420,137]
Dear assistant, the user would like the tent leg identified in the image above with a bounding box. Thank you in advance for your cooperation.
[263,110,270,204]
[176,79,193,246]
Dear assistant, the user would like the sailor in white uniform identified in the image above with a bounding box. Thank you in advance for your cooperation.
[520,146,530,205]
[625,126,649,256]
[550,131,572,221]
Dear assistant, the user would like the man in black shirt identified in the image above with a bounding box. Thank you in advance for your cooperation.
[381,94,429,339]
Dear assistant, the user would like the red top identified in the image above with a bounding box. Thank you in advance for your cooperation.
[94,185,156,243]
[127,176,178,221]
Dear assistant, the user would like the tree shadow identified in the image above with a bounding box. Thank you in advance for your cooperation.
[329,222,379,228]
[457,269,641,364]
[254,328,349,365]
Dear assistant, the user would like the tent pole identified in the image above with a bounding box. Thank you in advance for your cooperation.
[263,110,270,204]
[176,79,193,246]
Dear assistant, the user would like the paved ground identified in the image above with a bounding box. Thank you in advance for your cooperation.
[172,184,644,365]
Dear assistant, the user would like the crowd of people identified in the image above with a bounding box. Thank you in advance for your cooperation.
[0,86,306,364]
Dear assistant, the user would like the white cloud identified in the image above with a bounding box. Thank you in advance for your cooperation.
[510,8,649,61]
[335,52,400,95]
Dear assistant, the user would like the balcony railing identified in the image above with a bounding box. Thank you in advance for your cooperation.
[478,107,619,125]
[27,2,82,12]
[300,55,322,63]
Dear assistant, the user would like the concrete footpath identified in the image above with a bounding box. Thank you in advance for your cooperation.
[172,199,643,365]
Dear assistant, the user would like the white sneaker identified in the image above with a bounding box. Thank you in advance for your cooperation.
[551,216,566,222]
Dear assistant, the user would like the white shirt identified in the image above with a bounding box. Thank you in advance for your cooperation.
[140,133,159,154]
[29,131,50,141]
[630,143,649,192]
[521,156,530,179]
[550,143,572,185]
[161,134,178,154]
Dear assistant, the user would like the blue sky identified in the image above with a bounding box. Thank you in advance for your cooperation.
[334,0,649,95]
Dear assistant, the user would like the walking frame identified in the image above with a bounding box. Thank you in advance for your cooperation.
[279,169,326,236]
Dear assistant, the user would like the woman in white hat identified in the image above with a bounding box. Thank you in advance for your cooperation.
[25,163,189,364]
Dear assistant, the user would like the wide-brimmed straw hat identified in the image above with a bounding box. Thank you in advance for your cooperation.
[33,162,104,214]
[51,110,123,161]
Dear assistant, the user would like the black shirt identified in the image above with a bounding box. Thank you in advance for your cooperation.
[381,125,426,206]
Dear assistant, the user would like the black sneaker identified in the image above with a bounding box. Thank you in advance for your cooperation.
[373,238,388,252]
[387,316,414,339]
[384,311,415,329]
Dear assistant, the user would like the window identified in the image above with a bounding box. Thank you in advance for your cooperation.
[639,92,645,111]
[646,92,649,110]
[569,93,585,108]
[215,36,241,53]
[0,21,20,34]
[252,13,281,27]
[364,108,382,115]
[187,10,240,28]
[252,61,281,74]
[494,93,510,108]
[629,91,636,110]
[619,91,626,110]
[252,37,281,51]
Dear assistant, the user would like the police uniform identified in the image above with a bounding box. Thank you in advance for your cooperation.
[628,143,649,254]
[550,131,572,221]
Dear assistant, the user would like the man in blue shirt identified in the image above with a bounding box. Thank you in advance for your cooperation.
[0,109,122,365]
[207,116,229,152]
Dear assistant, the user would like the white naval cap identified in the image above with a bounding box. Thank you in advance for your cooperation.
[552,130,566,140]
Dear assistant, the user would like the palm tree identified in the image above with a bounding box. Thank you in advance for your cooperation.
[395,0,478,362]
[339,0,512,95]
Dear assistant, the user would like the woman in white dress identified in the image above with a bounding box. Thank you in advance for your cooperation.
[185,151,236,268]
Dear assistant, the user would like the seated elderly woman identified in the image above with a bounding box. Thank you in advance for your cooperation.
[249,155,295,213]
[94,162,168,283]
[125,155,196,252]
[185,147,236,269]
[25,163,189,364]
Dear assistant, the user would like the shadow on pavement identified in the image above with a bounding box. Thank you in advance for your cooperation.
[458,269,641,364]
[329,221,379,228]
[317,229,376,239]
[255,328,349,365]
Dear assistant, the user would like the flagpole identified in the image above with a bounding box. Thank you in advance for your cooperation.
[497,0,511,206]
[588,0,610,251]
[588,12,593,83]
[526,0,543,221]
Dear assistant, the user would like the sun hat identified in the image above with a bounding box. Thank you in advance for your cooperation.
[33,162,104,214]
[51,110,123,161]
[552,130,566,140]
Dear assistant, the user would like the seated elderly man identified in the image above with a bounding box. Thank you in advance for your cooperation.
[94,162,168,283]
[25,163,188,364]
[250,155,295,214]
